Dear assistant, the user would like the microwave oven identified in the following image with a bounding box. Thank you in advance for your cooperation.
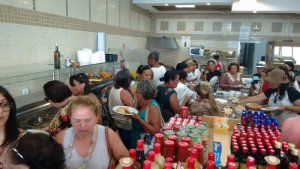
[190,47,204,56]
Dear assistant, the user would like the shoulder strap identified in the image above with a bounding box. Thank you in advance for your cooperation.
[105,127,113,160]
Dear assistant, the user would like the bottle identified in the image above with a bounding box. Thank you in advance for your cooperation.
[129,149,142,169]
[233,146,240,168]
[203,160,215,169]
[148,151,160,169]
[164,163,173,169]
[176,142,189,169]
[226,154,235,168]
[180,106,189,119]
[136,139,146,166]
[287,143,295,159]
[54,43,61,69]
[240,147,249,169]
[258,149,267,169]
[265,156,280,169]
[246,156,255,169]
[193,143,204,166]
[155,133,165,152]
[274,141,286,169]
[290,148,299,164]
[288,163,298,169]
[154,143,165,169]
[185,157,196,169]
[183,148,201,169]
[227,162,236,169]
[163,140,175,160]
[144,160,151,169]
[208,152,215,162]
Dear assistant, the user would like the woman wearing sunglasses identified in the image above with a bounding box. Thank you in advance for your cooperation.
[240,68,300,124]
[43,80,74,136]
[0,86,20,167]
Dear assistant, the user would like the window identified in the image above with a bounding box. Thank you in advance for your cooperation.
[281,46,293,57]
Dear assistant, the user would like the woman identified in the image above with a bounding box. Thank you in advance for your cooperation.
[176,62,189,73]
[108,69,135,149]
[240,68,300,124]
[129,80,163,148]
[131,65,154,93]
[188,84,224,116]
[43,80,74,136]
[155,70,180,122]
[56,96,128,169]
[220,62,243,91]
[69,73,102,123]
[284,61,296,78]
[201,60,222,82]
[175,70,197,106]
[5,131,65,169]
[185,59,201,83]
[0,86,19,165]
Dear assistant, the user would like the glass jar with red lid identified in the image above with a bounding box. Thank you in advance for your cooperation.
[181,136,192,146]
[180,106,189,119]
[163,140,175,159]
[155,133,164,151]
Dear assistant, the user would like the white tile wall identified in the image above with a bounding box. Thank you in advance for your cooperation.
[138,14,145,32]
[35,0,66,16]
[68,0,89,21]
[0,0,33,10]
[145,16,151,32]
[130,10,138,30]
[107,0,119,26]
[106,34,146,50]
[119,0,130,29]
[90,0,106,24]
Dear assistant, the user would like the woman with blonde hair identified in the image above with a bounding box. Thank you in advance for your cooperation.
[188,84,224,116]
[55,96,128,169]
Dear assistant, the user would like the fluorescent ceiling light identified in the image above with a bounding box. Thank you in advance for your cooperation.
[164,4,168,6]
[175,5,195,8]
[206,3,211,6]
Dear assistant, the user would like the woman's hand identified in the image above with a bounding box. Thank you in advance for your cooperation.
[278,105,289,111]
[129,114,140,121]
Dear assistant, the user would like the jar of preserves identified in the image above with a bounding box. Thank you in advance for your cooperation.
[176,142,189,162]
[163,140,175,159]
[180,106,189,119]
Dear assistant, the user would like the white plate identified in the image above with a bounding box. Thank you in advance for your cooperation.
[260,107,279,111]
[113,106,138,116]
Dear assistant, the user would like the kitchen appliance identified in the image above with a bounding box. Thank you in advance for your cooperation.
[190,47,204,56]
[105,54,118,62]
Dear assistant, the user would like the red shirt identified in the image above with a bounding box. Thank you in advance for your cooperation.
[215,63,222,70]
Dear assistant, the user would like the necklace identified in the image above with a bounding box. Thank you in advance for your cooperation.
[67,126,97,169]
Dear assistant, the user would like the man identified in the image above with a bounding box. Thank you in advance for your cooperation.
[147,51,166,86]
[248,61,266,96]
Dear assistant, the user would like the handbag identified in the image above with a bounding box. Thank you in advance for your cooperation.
[105,127,118,169]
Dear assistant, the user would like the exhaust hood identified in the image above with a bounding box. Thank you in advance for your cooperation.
[146,37,179,50]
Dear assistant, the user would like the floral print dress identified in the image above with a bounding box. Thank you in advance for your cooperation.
[49,101,72,136]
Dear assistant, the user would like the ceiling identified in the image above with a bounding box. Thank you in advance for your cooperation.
[132,0,300,14]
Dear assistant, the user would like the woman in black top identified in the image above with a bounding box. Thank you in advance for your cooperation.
[201,60,221,82]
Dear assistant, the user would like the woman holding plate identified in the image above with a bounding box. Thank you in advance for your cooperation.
[129,80,163,148]
[240,68,300,124]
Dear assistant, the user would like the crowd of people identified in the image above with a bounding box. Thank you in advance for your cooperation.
[0,51,300,168]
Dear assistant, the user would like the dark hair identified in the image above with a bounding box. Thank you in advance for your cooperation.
[213,55,220,60]
[11,133,65,169]
[228,62,240,72]
[136,80,156,100]
[163,70,179,83]
[137,65,151,74]
[69,73,91,95]
[176,62,188,70]
[0,86,19,147]
[284,61,294,71]
[148,51,160,61]
[207,60,216,66]
[178,70,188,81]
[192,59,199,67]
[114,69,132,90]
[43,80,72,103]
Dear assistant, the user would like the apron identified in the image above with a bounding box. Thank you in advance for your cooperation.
[268,91,298,124]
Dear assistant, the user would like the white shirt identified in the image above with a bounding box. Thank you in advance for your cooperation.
[187,69,201,82]
[151,65,166,86]
[175,82,197,105]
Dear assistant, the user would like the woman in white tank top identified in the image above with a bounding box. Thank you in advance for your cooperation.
[55,96,128,169]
